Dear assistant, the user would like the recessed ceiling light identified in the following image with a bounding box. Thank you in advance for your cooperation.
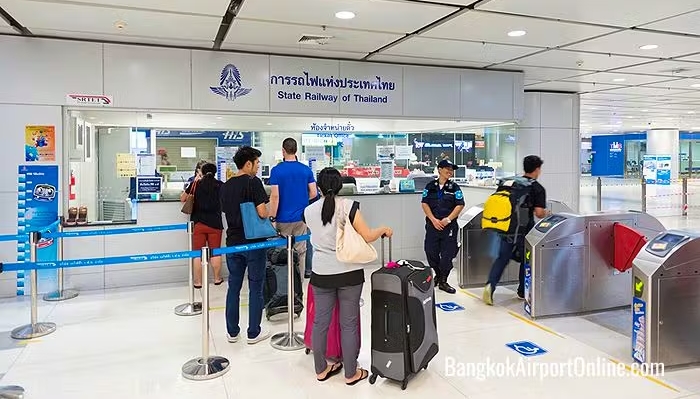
[691,83,700,88]
[266,123,273,126]
[689,111,696,114]
[216,116,223,120]
[508,30,527,37]
[641,109,649,112]
[114,20,127,30]
[639,44,658,50]
[335,11,355,19]
[613,78,626,82]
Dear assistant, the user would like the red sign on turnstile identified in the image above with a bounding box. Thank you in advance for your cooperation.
[613,223,647,273]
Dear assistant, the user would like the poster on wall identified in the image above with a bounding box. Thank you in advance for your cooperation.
[655,155,672,186]
[25,125,56,162]
[116,153,136,177]
[215,147,237,182]
[17,165,59,296]
[643,155,657,184]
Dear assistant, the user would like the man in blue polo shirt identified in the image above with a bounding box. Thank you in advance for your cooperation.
[268,138,317,277]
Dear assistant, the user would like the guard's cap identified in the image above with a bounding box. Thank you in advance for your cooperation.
[438,159,459,170]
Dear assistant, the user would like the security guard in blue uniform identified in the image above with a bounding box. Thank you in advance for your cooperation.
[421,159,465,293]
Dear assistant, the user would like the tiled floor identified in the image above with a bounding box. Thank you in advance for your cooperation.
[1,179,700,398]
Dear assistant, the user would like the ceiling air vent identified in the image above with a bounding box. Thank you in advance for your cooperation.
[298,34,333,45]
[660,67,693,75]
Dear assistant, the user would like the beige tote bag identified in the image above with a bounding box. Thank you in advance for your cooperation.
[336,199,378,264]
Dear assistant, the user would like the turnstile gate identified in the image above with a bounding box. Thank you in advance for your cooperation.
[457,199,574,288]
[523,210,664,319]
[632,230,700,368]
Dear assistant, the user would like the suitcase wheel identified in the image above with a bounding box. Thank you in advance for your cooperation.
[305,348,310,355]
[369,374,377,385]
[401,380,407,390]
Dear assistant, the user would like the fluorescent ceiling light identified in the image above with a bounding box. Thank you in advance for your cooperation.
[508,30,527,37]
[335,11,355,19]
[689,111,696,114]
[639,44,658,50]
[691,84,700,88]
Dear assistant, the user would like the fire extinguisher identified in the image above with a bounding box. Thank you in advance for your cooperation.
[69,170,76,200]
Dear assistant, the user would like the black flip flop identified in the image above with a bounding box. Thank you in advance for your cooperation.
[317,363,343,382]
[346,368,368,386]
[214,279,224,286]
[194,284,202,289]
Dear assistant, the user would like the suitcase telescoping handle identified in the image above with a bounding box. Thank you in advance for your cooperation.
[380,235,392,266]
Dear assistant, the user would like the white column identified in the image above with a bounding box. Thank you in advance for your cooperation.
[516,92,581,212]
[646,129,680,180]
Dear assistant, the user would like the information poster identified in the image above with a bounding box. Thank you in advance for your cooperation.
[643,155,657,184]
[116,153,136,177]
[655,155,671,185]
[25,125,56,162]
[632,297,646,363]
[216,147,237,182]
[17,165,59,296]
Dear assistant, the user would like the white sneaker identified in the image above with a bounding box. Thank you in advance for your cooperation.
[227,333,239,343]
[247,329,270,345]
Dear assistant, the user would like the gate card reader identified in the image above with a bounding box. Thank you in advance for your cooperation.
[631,229,700,367]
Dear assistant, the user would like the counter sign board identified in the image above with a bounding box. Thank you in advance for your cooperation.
[136,177,162,195]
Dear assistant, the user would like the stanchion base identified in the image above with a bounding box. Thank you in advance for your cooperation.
[181,356,230,381]
[43,289,79,302]
[0,385,24,399]
[270,332,305,351]
[174,302,203,316]
[10,322,56,340]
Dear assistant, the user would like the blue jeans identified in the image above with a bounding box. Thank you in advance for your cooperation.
[226,249,266,339]
[486,231,525,296]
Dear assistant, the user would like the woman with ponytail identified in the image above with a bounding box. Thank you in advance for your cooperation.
[184,162,224,288]
[303,167,392,386]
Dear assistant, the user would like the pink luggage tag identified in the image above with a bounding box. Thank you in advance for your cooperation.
[386,261,399,269]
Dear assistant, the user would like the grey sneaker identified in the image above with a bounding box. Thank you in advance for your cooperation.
[483,284,493,306]
[247,329,270,345]
[227,333,239,343]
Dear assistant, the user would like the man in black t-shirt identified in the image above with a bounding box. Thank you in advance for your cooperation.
[483,155,548,305]
[219,146,271,345]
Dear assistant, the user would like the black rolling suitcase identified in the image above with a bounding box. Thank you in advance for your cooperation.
[368,236,439,390]
[263,246,304,320]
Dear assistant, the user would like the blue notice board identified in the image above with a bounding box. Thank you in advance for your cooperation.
[506,341,547,357]
[632,297,646,363]
[17,165,59,296]
[136,176,162,194]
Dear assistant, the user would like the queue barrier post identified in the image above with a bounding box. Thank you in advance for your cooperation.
[175,222,202,316]
[43,222,79,302]
[11,232,57,340]
[182,246,230,381]
[0,385,24,399]
[270,234,305,351]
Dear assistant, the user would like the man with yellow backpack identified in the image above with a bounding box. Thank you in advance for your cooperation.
[481,155,547,305]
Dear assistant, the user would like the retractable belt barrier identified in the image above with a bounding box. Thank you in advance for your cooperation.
[0,222,310,382]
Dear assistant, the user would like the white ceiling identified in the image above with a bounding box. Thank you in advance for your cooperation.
[70,109,507,133]
[4,0,700,136]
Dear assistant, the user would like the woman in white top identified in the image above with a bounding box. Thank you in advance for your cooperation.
[304,167,392,385]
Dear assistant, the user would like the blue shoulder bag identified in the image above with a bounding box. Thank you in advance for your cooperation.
[240,176,279,240]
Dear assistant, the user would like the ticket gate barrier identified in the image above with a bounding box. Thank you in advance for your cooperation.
[523,210,664,319]
[631,230,700,368]
[457,199,574,289]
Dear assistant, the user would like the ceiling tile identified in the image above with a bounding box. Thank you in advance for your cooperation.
[237,0,458,34]
[564,30,700,59]
[591,85,696,97]
[369,54,489,68]
[418,0,475,5]
[510,49,653,71]
[478,0,700,27]
[1,0,221,42]
[525,80,623,92]
[423,10,616,48]
[674,53,700,63]
[561,71,673,86]
[642,77,700,90]
[641,9,700,36]
[221,42,367,60]
[37,0,231,16]
[611,60,700,77]
[226,20,401,55]
[382,37,541,65]
[29,28,215,48]
[493,64,590,80]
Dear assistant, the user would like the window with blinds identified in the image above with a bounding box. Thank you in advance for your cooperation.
[156,138,217,173]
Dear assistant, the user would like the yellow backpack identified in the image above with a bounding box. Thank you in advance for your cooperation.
[482,177,533,235]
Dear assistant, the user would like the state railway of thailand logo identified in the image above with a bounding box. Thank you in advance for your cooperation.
[210,64,252,101]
